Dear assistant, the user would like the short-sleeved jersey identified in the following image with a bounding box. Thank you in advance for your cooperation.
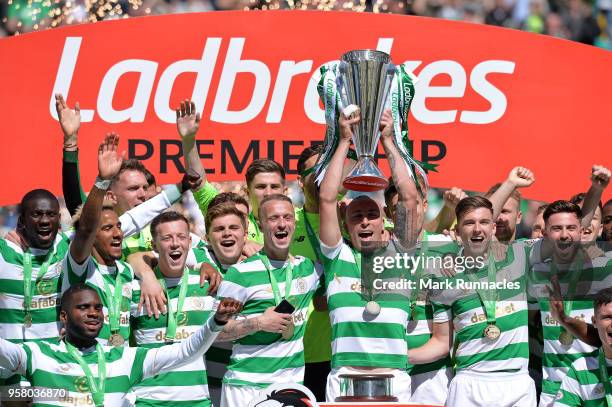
[430,242,531,373]
[217,253,322,388]
[20,340,150,406]
[131,268,214,406]
[528,243,612,400]
[554,348,612,407]
[0,234,69,343]
[62,251,135,346]
[322,241,413,370]
[190,243,235,386]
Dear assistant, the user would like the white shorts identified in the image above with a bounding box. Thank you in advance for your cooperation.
[220,384,260,407]
[409,367,452,406]
[447,370,537,407]
[538,391,556,407]
[325,367,411,403]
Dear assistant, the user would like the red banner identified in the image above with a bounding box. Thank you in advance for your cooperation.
[0,11,610,205]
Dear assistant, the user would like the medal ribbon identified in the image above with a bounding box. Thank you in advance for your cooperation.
[464,251,498,325]
[65,341,106,407]
[598,351,612,407]
[551,253,584,336]
[101,264,125,334]
[408,232,429,320]
[156,267,190,341]
[23,248,54,322]
[259,252,293,305]
[303,211,322,263]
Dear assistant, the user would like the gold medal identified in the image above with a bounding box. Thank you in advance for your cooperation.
[559,330,574,346]
[365,301,381,317]
[281,321,295,340]
[23,313,32,328]
[108,333,125,347]
[483,324,501,340]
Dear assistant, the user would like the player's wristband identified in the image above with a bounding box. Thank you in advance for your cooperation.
[213,316,229,326]
[94,177,111,191]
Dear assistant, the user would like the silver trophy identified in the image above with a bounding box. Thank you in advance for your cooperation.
[337,50,396,192]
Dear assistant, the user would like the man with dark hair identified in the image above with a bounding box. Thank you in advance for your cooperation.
[554,288,612,406]
[61,133,137,347]
[0,188,70,389]
[217,194,323,406]
[412,167,538,407]
[130,210,248,405]
[529,198,612,407]
[0,282,241,406]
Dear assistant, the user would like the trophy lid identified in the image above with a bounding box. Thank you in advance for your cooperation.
[341,49,391,64]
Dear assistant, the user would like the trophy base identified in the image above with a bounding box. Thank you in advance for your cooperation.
[343,157,388,192]
[335,395,399,402]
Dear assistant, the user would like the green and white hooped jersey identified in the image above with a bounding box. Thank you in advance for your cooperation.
[190,242,234,387]
[406,233,453,377]
[430,242,531,373]
[0,234,69,344]
[322,241,412,370]
[131,269,215,406]
[17,340,150,406]
[62,251,135,346]
[528,243,612,399]
[554,349,612,407]
[217,253,322,388]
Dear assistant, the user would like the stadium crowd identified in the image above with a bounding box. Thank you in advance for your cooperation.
[1,0,611,49]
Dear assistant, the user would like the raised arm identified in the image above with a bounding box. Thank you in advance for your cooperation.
[0,339,28,377]
[580,165,610,228]
[379,109,419,247]
[70,134,124,264]
[141,298,241,380]
[56,93,86,215]
[319,112,357,247]
[489,167,535,220]
[425,187,467,234]
[177,100,206,188]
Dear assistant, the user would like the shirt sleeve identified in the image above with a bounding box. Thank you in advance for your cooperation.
[138,316,223,382]
[119,184,181,238]
[0,339,27,377]
[320,238,343,261]
[192,182,219,218]
[62,149,85,216]
[62,247,92,289]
